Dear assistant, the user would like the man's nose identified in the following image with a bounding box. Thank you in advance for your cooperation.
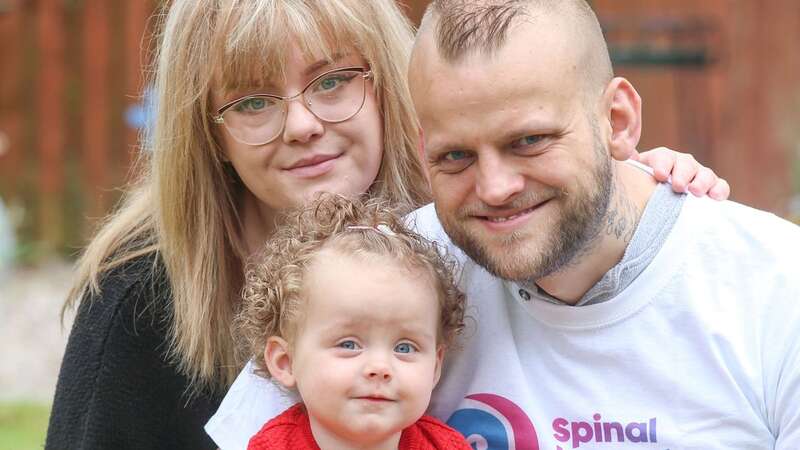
[281,99,324,144]
[475,153,525,206]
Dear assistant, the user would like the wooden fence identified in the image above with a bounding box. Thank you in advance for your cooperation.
[592,0,800,217]
[0,0,157,257]
[1,1,798,258]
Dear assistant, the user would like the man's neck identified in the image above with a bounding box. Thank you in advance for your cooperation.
[535,161,658,304]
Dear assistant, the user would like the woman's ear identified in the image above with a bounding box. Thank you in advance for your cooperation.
[602,77,642,161]
[264,336,296,389]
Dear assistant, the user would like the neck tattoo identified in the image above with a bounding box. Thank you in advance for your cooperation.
[602,182,640,244]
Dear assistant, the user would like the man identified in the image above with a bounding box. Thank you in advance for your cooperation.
[406,0,800,448]
[206,1,794,449]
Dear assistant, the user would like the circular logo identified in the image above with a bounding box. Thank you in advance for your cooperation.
[447,393,539,450]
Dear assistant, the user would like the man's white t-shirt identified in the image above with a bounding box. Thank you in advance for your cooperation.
[207,194,800,450]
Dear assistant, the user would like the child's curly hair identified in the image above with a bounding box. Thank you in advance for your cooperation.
[234,194,466,378]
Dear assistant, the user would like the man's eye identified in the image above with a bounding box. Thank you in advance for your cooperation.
[394,342,417,354]
[513,135,544,147]
[444,150,469,161]
[433,149,474,173]
[337,340,359,350]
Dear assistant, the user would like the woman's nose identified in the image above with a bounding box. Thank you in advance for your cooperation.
[281,100,324,144]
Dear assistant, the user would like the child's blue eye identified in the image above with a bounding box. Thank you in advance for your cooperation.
[394,343,416,354]
[337,340,359,350]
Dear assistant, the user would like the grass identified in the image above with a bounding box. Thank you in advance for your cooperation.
[0,402,49,450]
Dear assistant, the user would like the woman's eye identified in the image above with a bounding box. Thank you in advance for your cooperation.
[319,77,342,91]
[394,342,416,354]
[337,340,359,350]
[315,73,354,92]
[513,135,544,147]
[233,97,274,113]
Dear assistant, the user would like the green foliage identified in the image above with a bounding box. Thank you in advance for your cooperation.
[0,402,50,450]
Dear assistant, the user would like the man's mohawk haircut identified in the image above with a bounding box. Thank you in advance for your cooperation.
[430,0,530,61]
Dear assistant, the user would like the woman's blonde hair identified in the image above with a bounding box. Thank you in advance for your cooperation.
[65,0,430,391]
[234,194,465,379]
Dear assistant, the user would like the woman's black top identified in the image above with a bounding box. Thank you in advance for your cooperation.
[46,254,224,449]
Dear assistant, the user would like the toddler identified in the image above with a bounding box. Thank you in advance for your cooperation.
[234,194,470,450]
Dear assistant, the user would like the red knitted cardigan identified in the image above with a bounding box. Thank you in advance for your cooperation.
[247,404,471,450]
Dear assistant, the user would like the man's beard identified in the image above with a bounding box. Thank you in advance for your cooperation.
[438,134,613,283]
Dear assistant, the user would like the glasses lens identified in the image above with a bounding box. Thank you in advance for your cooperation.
[221,96,284,145]
[305,70,367,123]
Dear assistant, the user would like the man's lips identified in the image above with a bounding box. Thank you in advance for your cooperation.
[471,199,552,230]
[475,199,551,223]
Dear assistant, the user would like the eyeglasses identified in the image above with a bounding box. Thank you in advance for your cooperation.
[212,67,373,146]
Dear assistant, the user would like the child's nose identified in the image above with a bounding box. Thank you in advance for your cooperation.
[364,357,392,381]
[368,367,391,381]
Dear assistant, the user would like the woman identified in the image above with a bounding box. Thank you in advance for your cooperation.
[45,1,726,449]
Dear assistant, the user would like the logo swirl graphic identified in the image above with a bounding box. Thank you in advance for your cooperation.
[447,393,539,450]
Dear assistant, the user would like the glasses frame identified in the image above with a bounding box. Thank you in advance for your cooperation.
[211,66,373,146]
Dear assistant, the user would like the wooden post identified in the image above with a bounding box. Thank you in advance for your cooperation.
[82,0,111,223]
[37,0,66,251]
[122,0,152,172]
[0,2,22,199]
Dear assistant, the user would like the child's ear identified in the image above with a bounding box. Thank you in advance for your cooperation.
[433,346,445,386]
[264,336,296,389]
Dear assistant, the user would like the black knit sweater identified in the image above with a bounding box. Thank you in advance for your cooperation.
[46,254,224,449]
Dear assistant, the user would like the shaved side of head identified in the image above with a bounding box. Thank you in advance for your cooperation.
[415,0,614,101]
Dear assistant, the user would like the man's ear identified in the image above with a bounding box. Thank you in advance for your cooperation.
[264,336,296,389]
[602,77,642,161]
[433,346,445,386]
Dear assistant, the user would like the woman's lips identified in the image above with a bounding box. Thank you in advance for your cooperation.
[285,153,341,178]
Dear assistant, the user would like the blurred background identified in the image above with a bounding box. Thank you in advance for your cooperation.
[1,1,798,448]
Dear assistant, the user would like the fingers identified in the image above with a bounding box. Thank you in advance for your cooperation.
[707,178,731,201]
[686,166,717,197]
[636,147,729,200]
[636,146,673,182]
[666,153,699,193]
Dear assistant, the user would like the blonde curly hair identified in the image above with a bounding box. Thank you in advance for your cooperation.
[234,194,465,378]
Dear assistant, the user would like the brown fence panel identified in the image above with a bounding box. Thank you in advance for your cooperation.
[0,2,158,258]
[37,0,66,252]
[82,0,111,224]
[0,1,22,200]
[595,0,799,213]
[123,1,152,168]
